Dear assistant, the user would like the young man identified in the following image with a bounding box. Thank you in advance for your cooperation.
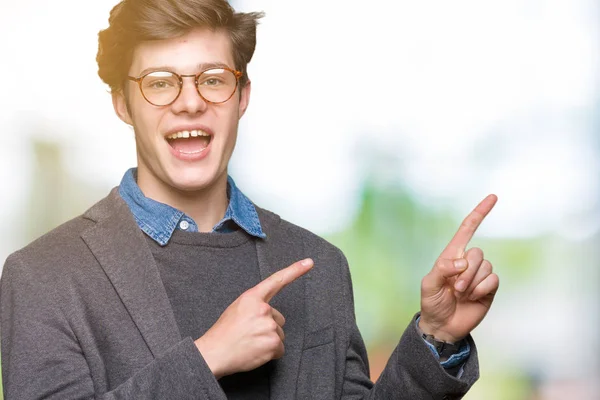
[1,0,499,398]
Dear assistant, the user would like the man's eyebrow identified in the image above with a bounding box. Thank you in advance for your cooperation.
[136,66,173,76]
[136,62,234,77]
[196,62,232,70]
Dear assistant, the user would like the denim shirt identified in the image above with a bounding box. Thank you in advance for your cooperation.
[118,168,266,246]
[118,168,468,371]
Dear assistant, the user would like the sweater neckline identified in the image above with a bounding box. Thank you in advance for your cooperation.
[164,227,251,248]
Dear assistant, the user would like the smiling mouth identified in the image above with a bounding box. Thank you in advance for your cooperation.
[166,129,212,154]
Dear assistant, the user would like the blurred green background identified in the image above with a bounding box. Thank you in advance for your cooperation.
[1,0,599,398]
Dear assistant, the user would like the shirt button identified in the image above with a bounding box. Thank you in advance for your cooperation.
[179,220,190,230]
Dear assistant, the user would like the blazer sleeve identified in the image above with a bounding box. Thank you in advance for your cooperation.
[337,250,480,400]
[0,254,228,400]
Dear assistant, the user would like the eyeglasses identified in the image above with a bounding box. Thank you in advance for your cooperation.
[127,67,243,107]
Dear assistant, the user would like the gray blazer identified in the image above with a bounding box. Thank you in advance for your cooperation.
[1,189,478,399]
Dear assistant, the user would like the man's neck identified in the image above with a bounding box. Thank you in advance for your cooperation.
[137,171,229,233]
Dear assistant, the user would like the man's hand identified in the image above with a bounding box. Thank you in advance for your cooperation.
[419,194,499,344]
[195,258,314,379]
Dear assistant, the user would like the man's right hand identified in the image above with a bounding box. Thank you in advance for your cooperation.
[194,258,314,379]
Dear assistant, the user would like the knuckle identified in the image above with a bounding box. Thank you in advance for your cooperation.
[466,216,479,228]
[265,319,278,332]
[266,333,281,349]
[434,259,448,271]
[258,303,272,316]
[273,270,286,283]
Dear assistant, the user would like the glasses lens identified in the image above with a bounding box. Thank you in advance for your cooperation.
[197,68,237,103]
[140,71,180,106]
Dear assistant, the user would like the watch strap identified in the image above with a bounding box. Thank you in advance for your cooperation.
[421,333,462,359]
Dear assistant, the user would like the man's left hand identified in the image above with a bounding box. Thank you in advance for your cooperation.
[418,194,499,344]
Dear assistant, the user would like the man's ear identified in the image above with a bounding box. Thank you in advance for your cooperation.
[238,80,251,119]
[112,90,133,126]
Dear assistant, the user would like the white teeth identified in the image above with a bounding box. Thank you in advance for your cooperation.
[167,129,210,139]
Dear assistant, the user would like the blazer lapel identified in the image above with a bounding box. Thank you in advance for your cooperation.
[81,189,181,359]
[255,208,308,399]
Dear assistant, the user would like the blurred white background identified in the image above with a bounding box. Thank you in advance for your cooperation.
[1,0,599,398]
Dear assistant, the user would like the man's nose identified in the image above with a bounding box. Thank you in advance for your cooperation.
[171,78,208,115]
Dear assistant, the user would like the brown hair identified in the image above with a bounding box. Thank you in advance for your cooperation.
[97,0,264,93]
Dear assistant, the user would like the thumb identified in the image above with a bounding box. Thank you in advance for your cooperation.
[422,258,468,294]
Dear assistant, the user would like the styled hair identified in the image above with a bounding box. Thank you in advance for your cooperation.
[97,0,263,93]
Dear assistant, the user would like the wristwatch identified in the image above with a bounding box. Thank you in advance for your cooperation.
[421,333,462,359]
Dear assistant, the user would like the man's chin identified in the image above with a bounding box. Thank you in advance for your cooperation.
[167,172,224,194]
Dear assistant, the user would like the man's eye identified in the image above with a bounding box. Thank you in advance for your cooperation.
[202,78,223,86]
[147,80,173,89]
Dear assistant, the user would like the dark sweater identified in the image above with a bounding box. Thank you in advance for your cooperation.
[145,228,269,399]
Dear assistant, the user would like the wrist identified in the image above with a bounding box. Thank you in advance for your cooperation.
[195,336,226,379]
[417,319,463,344]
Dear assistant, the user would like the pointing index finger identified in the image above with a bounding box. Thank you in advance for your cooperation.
[441,194,497,259]
[253,258,314,302]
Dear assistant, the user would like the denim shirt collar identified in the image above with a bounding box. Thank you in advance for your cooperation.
[118,168,266,246]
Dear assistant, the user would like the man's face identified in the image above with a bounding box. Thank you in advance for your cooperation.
[113,28,250,197]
